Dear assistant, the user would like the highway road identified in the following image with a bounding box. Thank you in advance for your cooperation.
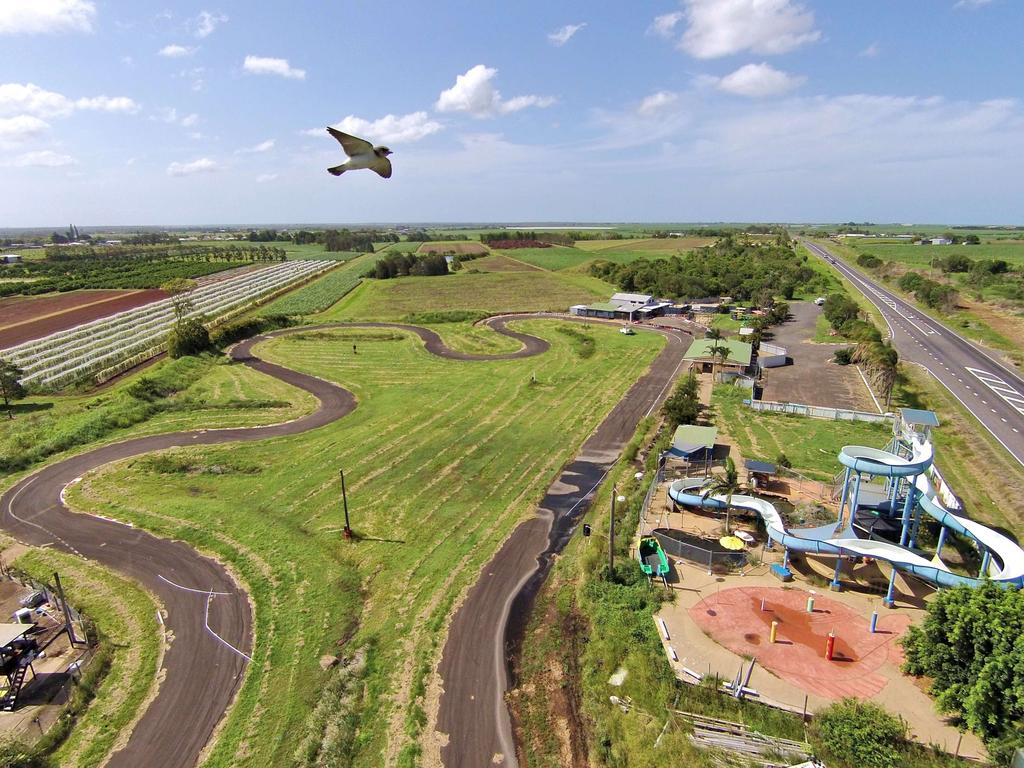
[803,238,1024,468]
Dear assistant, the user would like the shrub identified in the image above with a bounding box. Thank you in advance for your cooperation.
[209,314,294,348]
[808,699,905,768]
[167,318,211,358]
[833,347,854,365]
[822,294,860,330]
[856,253,882,269]
[775,452,792,469]
[898,272,924,292]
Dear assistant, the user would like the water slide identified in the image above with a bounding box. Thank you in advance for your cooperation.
[667,438,1024,589]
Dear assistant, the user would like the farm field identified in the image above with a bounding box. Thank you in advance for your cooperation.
[845,239,1024,268]
[0,289,168,349]
[2,260,334,390]
[574,236,715,252]
[464,253,541,272]
[61,320,665,765]
[415,241,489,256]
[713,385,890,481]
[495,246,591,271]
[258,252,376,316]
[323,270,612,321]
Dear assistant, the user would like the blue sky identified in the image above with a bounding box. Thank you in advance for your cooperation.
[1,0,1022,226]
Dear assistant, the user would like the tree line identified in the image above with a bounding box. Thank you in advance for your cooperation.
[590,234,828,302]
[823,294,899,406]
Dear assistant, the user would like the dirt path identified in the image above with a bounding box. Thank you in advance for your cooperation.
[0,317,552,768]
[435,322,693,768]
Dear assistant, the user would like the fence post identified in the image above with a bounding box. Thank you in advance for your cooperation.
[53,571,78,647]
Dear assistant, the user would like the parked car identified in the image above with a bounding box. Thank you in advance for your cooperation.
[814,297,826,306]
[619,327,635,335]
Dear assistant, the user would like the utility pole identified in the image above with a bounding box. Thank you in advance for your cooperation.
[340,469,352,539]
[609,486,617,576]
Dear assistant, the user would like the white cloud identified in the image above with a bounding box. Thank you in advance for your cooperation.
[0,115,51,143]
[12,150,75,167]
[159,44,195,58]
[193,10,227,38]
[0,83,73,118]
[0,0,96,35]
[327,111,443,144]
[256,173,278,183]
[548,22,586,46]
[859,42,881,58]
[716,63,805,97]
[155,108,200,128]
[237,139,275,154]
[638,91,679,115]
[648,11,684,38]
[75,95,141,113]
[435,65,554,118]
[667,0,820,59]
[243,55,306,80]
[167,157,219,176]
[954,0,993,8]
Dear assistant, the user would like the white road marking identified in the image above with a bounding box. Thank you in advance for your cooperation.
[965,367,1024,417]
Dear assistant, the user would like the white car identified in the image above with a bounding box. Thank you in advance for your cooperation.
[814,297,826,306]
[619,326,635,335]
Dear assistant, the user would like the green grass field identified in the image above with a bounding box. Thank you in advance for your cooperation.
[493,247,592,271]
[0,355,316,477]
[321,270,611,321]
[61,320,665,765]
[846,240,1024,268]
[713,385,890,481]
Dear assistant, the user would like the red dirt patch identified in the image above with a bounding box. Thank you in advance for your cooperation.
[0,289,167,348]
[690,586,911,700]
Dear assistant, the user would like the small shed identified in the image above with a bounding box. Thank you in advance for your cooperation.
[668,425,718,461]
[758,342,788,369]
[744,459,777,490]
[896,408,939,440]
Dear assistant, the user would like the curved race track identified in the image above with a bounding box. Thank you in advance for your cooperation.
[0,317,549,768]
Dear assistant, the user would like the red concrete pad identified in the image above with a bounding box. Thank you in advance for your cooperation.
[689,586,911,700]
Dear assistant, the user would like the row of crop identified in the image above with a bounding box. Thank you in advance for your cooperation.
[257,253,375,315]
[32,262,330,389]
[7,261,326,362]
[3,261,333,389]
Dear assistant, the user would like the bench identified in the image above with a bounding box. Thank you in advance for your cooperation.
[770,563,793,582]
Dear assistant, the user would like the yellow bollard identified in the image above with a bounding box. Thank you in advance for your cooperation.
[769,620,779,644]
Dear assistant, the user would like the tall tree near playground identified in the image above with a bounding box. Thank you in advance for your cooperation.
[901,581,1024,764]
[663,372,701,428]
[0,359,27,419]
[703,456,741,534]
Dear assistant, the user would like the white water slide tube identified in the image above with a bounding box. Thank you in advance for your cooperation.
[668,439,1024,590]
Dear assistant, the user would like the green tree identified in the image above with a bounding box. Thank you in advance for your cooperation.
[902,582,1024,760]
[0,359,27,419]
[663,372,700,428]
[808,699,905,768]
[703,456,741,534]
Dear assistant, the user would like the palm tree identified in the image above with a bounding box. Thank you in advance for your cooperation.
[703,456,741,534]
[704,327,724,379]
[715,345,732,379]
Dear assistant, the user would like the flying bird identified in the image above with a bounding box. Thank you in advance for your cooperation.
[326,127,392,178]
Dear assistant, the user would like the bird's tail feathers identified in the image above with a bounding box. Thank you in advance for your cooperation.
[327,165,346,176]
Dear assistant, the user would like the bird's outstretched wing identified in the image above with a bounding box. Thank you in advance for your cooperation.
[370,156,392,179]
[327,127,374,157]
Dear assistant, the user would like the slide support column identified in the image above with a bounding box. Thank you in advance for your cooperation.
[935,526,948,560]
[899,475,918,547]
[837,467,851,524]
[980,550,992,578]
[884,566,898,607]
[830,556,843,591]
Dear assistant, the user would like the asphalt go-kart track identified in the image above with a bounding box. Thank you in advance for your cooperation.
[1,316,691,768]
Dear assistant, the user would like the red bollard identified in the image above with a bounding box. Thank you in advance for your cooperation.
[825,632,836,661]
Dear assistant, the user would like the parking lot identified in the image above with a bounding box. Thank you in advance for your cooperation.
[760,302,878,412]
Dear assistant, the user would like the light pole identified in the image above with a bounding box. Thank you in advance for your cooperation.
[340,469,352,539]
